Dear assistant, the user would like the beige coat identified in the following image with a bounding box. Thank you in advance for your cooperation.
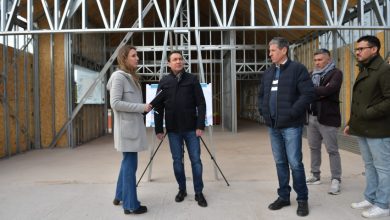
[107,70,148,152]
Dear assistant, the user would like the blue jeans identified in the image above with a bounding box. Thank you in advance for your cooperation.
[115,152,140,211]
[167,131,204,193]
[357,137,390,209]
[268,126,308,201]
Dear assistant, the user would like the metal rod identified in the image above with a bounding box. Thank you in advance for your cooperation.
[136,134,167,187]
[14,34,20,153]
[50,34,56,144]
[199,136,230,186]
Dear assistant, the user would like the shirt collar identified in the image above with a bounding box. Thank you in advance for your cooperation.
[276,58,288,68]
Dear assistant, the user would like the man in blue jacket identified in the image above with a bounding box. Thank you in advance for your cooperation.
[154,51,207,207]
[258,37,315,217]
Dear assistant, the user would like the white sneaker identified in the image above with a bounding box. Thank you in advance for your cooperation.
[351,200,373,210]
[328,179,340,195]
[361,206,390,218]
[306,174,321,185]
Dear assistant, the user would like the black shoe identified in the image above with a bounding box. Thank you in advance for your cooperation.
[268,198,291,210]
[113,199,120,206]
[195,193,208,207]
[124,205,147,215]
[297,201,309,216]
[175,190,187,202]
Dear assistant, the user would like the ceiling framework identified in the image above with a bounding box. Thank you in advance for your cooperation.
[1,0,390,36]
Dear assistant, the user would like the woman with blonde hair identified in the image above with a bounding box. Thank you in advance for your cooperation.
[107,45,152,215]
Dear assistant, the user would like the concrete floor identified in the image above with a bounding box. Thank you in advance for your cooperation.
[0,121,377,220]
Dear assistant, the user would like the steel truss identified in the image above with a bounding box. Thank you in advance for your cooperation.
[1,0,390,35]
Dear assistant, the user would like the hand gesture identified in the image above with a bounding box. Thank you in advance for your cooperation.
[343,125,350,135]
[196,129,204,137]
[156,133,165,140]
[144,103,152,113]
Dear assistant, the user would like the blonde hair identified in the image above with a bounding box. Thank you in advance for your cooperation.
[117,45,140,84]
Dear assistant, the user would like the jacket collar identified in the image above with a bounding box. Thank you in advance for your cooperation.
[169,70,187,79]
[358,55,384,71]
[271,59,291,71]
[355,55,384,83]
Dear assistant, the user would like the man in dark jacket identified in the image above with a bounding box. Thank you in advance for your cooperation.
[154,51,207,207]
[344,35,390,218]
[258,37,314,217]
[306,49,343,196]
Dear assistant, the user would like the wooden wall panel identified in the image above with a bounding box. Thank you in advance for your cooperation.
[342,47,351,124]
[81,34,105,64]
[0,44,4,157]
[18,47,34,152]
[38,34,54,147]
[377,32,385,57]
[0,44,34,158]
[73,105,105,145]
[38,34,68,148]
[54,34,68,147]
[294,38,318,72]
[6,47,17,154]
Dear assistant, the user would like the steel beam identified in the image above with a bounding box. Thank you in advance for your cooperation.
[1,0,390,35]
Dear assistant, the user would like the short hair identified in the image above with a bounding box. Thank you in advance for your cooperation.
[269,37,290,51]
[117,45,137,72]
[314,48,330,56]
[168,51,182,62]
[357,35,381,54]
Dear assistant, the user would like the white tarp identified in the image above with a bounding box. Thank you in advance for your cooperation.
[145,83,213,127]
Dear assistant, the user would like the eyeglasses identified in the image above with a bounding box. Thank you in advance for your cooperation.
[354,46,373,52]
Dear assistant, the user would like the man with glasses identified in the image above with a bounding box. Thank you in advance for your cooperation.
[344,35,390,218]
[306,49,343,196]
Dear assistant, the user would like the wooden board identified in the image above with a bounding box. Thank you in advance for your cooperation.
[38,34,54,148]
[0,44,34,158]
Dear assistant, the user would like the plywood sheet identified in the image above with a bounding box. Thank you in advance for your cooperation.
[0,44,34,158]
[0,44,5,157]
[39,34,54,148]
[54,34,68,147]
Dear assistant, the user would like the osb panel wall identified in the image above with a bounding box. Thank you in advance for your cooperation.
[38,34,68,148]
[0,44,34,158]
[73,105,105,145]
[294,38,318,72]
[80,34,105,64]
[53,34,68,147]
[377,31,385,58]
[342,46,352,125]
